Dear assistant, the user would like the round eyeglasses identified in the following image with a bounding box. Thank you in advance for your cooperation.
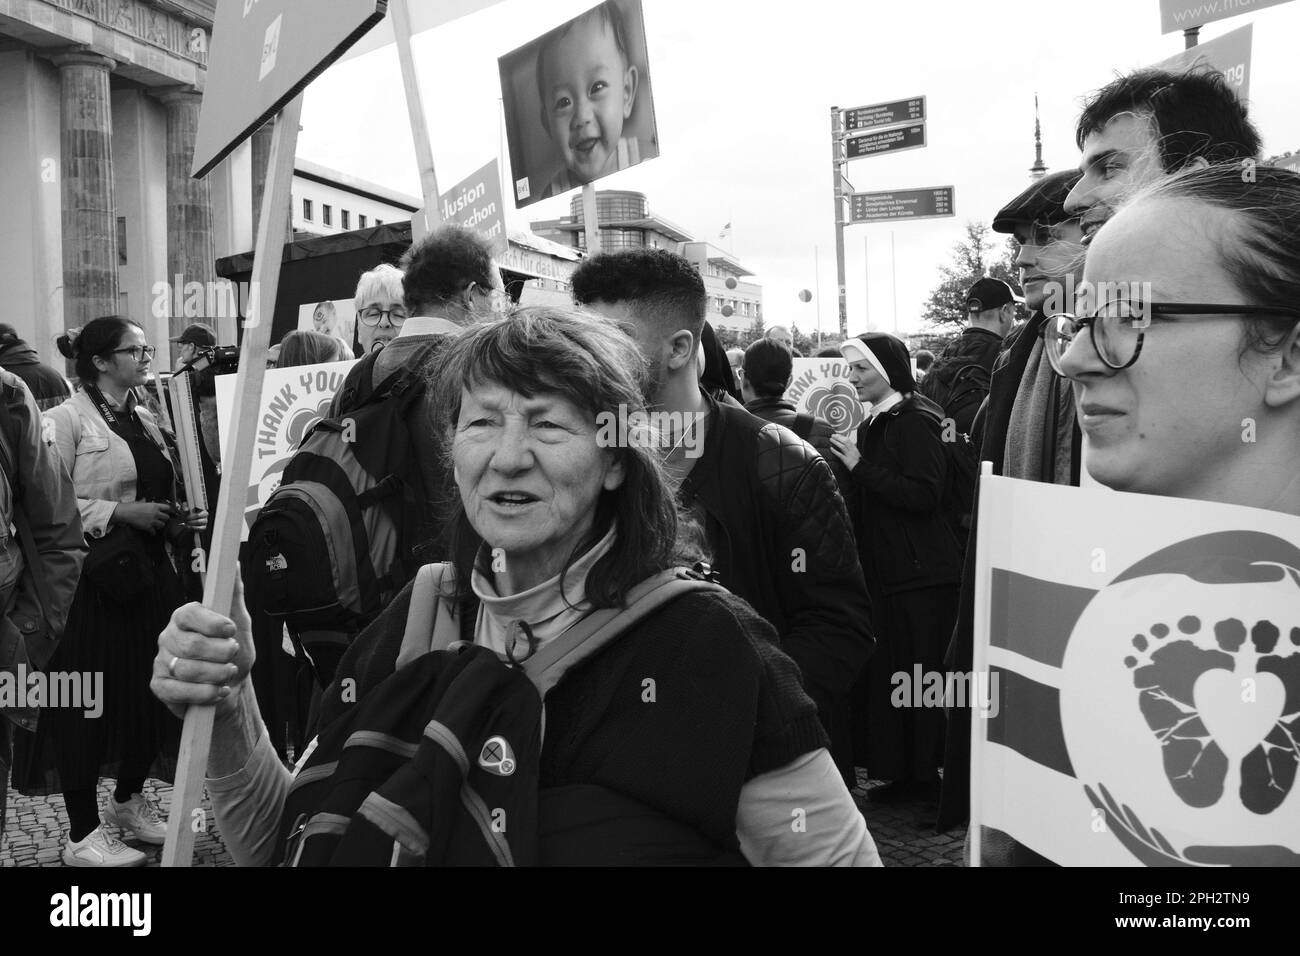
[1044,302,1300,376]
[357,305,409,327]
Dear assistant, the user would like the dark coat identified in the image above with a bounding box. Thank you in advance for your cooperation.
[0,343,70,413]
[938,311,1081,831]
[679,391,874,717]
[743,395,852,492]
[844,393,963,598]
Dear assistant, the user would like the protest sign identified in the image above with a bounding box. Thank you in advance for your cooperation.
[215,360,357,542]
[784,358,870,435]
[296,298,356,343]
[1159,0,1293,33]
[499,0,660,208]
[435,160,507,254]
[971,473,1300,865]
[1152,23,1252,101]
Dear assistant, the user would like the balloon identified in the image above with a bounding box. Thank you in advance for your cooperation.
[798,289,812,303]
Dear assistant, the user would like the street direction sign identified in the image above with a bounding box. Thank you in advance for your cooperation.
[849,186,955,224]
[845,123,926,160]
[843,96,925,132]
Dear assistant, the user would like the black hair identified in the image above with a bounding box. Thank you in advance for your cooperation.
[535,2,631,132]
[915,348,936,371]
[1075,68,1261,171]
[55,315,143,381]
[0,324,23,350]
[399,225,498,316]
[743,338,793,398]
[815,347,841,358]
[571,248,707,344]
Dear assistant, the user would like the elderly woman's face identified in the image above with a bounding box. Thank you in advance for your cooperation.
[1058,196,1280,501]
[356,289,404,353]
[453,382,625,585]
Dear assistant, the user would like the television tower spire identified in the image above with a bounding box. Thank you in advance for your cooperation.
[1029,93,1047,179]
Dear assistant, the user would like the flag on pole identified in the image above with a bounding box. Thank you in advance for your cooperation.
[719,223,732,240]
[972,474,1300,866]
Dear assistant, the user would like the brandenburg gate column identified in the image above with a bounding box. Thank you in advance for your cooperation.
[52,51,119,327]
[159,87,215,348]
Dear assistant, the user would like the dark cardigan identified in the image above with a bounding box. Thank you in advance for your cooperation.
[321,576,829,860]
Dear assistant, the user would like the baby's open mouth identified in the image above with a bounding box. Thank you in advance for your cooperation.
[572,137,601,156]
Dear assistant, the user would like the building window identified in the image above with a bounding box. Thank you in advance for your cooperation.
[359,214,368,229]
[117,217,127,265]
[341,209,350,230]
[322,204,332,227]
[303,198,313,221]
[375,218,383,226]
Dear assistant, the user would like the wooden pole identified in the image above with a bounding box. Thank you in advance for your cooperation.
[161,94,302,867]
[392,0,442,239]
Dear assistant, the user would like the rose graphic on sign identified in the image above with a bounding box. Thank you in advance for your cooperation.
[805,382,867,435]
[1058,531,1300,866]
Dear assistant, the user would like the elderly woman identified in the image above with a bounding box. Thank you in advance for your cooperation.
[16,316,207,867]
[153,307,879,866]
[1050,163,1300,515]
[351,263,407,356]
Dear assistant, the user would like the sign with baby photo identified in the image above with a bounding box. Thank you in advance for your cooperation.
[296,298,356,343]
[214,360,356,540]
[971,474,1300,866]
[498,0,661,208]
[784,358,870,436]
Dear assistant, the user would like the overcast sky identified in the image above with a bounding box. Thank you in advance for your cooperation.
[296,0,1300,337]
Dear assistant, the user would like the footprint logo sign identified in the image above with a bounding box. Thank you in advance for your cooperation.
[1059,531,1300,865]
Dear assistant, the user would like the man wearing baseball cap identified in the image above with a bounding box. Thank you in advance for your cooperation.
[939,169,1086,847]
[170,322,217,368]
[918,277,1020,437]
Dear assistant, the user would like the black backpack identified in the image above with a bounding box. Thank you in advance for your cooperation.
[907,399,979,552]
[246,346,439,634]
[275,564,720,866]
[920,360,991,436]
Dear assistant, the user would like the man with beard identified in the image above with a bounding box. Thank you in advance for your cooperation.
[572,248,873,785]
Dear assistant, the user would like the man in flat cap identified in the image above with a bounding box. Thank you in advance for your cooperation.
[938,169,1086,843]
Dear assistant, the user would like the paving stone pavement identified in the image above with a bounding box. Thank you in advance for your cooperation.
[2,767,965,867]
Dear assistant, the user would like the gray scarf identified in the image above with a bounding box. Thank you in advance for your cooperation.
[1004,339,1077,484]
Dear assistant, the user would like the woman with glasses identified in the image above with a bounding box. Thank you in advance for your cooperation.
[1049,163,1300,514]
[14,316,207,866]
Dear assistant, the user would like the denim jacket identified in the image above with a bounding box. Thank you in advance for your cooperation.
[44,388,177,540]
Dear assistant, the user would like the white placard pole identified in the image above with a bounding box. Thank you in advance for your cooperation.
[393,0,442,241]
[161,94,303,867]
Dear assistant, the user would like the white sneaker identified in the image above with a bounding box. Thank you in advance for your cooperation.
[103,792,168,845]
[62,825,146,867]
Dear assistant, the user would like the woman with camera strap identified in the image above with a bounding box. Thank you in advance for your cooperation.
[13,315,206,867]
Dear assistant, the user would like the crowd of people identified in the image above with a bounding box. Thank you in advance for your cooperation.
[0,62,1296,867]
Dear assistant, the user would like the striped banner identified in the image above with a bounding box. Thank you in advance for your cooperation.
[972,475,1300,866]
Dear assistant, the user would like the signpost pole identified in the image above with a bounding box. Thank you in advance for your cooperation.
[582,183,601,255]
[393,0,443,237]
[161,94,302,867]
[1184,26,1199,47]
[863,236,869,332]
[831,107,847,337]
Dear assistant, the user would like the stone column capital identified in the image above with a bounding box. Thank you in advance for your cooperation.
[50,49,117,72]
[154,85,203,107]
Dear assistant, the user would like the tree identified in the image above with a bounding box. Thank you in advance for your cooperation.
[789,323,815,356]
[921,220,1020,329]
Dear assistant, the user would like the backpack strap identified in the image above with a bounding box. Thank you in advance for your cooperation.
[792,412,815,442]
[396,563,463,668]
[523,569,722,698]
[396,563,722,694]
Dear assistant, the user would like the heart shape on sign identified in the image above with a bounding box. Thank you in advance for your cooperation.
[1193,669,1286,761]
